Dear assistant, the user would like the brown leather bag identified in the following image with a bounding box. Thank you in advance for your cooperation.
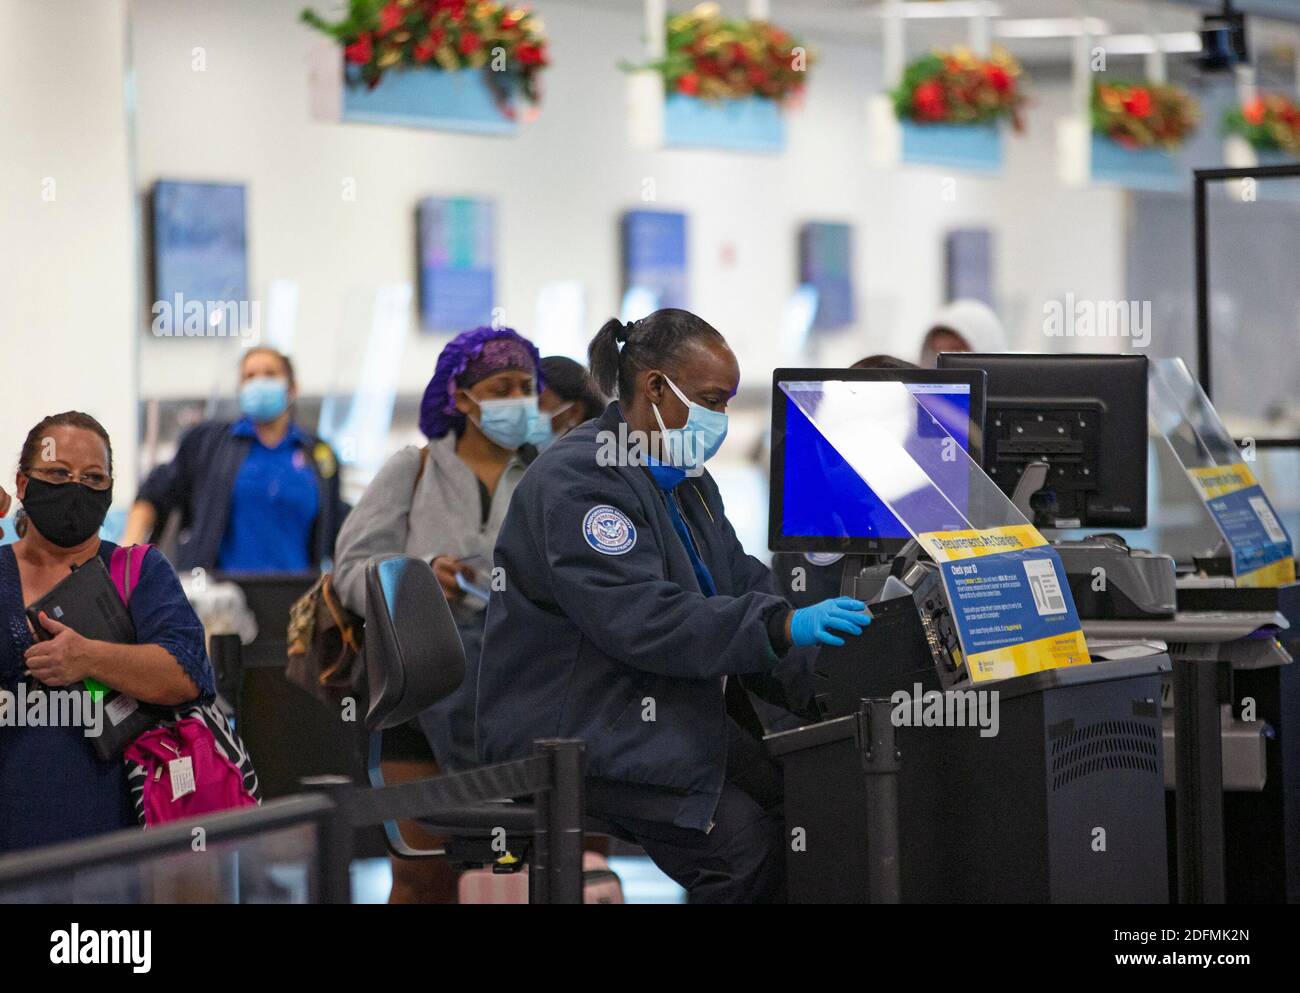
[285,446,428,708]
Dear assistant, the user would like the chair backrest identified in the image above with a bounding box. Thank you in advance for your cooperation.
[363,555,466,731]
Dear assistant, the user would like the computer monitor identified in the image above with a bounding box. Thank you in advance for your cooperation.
[937,353,1148,529]
[769,368,986,554]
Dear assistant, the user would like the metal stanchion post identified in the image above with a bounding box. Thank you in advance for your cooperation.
[535,739,585,905]
[857,698,902,904]
[300,775,355,905]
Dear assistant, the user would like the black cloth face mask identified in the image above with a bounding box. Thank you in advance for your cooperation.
[20,476,113,548]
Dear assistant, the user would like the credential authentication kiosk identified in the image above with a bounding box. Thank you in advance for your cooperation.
[765,375,1170,903]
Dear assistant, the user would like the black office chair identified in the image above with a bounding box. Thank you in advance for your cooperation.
[361,554,620,878]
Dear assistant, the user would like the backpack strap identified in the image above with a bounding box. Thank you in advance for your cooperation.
[109,543,154,605]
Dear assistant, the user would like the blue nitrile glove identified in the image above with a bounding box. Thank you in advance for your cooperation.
[789,597,873,648]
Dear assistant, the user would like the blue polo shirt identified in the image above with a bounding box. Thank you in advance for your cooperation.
[216,419,320,572]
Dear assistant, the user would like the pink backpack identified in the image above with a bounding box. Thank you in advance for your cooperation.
[110,544,260,826]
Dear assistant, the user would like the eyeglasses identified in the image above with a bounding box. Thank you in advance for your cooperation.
[26,467,113,491]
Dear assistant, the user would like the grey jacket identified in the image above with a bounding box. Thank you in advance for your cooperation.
[332,434,528,618]
[330,434,529,769]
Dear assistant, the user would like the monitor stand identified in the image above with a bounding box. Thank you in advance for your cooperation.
[838,552,894,602]
[1008,463,1176,619]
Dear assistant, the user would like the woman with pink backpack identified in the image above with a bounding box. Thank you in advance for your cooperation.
[0,411,255,855]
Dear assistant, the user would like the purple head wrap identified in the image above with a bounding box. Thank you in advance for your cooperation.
[419,326,544,439]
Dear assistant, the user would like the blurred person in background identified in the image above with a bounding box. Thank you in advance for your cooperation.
[123,347,346,574]
[331,325,544,903]
[532,355,606,449]
[1,412,213,853]
[918,299,1007,367]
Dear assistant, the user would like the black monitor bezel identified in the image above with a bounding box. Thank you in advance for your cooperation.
[769,367,987,555]
[938,352,1149,529]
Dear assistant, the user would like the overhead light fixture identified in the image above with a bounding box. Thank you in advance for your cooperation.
[994,18,1109,39]
[1098,32,1204,56]
[871,1,1002,21]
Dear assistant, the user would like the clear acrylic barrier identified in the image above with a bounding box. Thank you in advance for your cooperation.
[1148,357,1295,586]
[778,378,1033,541]
[780,378,1091,682]
[0,823,321,905]
[1149,357,1244,471]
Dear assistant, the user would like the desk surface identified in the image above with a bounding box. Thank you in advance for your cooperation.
[1082,610,1287,643]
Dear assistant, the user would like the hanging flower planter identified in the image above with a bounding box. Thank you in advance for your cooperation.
[302,0,549,134]
[1088,79,1197,191]
[888,47,1025,173]
[626,3,813,153]
[1223,93,1300,165]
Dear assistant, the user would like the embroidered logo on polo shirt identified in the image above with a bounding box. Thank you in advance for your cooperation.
[583,505,636,556]
[312,441,337,479]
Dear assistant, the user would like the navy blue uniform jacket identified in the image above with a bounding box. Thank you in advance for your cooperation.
[138,419,348,572]
[477,403,817,831]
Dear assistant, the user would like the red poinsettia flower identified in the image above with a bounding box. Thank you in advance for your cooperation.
[344,32,373,64]
[1242,97,1266,126]
[678,72,701,96]
[516,42,546,66]
[913,79,947,121]
[377,2,402,36]
[413,38,438,63]
[1122,88,1152,118]
[984,64,1011,94]
[458,30,483,54]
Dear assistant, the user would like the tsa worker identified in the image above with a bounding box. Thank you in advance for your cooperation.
[477,309,873,903]
[123,347,347,573]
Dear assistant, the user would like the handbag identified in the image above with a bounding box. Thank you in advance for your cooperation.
[108,544,261,826]
[286,445,428,708]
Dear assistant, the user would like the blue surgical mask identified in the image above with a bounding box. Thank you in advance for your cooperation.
[473,396,538,451]
[651,375,728,469]
[239,377,290,423]
[527,402,574,451]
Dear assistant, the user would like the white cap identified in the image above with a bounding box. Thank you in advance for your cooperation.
[928,299,1008,354]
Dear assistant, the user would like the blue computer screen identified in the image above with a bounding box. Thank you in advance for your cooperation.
[781,384,973,540]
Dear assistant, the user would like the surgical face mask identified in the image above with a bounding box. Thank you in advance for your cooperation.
[651,375,729,469]
[20,476,113,548]
[527,402,574,450]
[472,395,538,451]
[239,376,290,423]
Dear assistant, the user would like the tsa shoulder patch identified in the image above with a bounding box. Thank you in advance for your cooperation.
[583,505,637,556]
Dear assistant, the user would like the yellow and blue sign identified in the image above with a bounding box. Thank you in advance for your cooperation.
[917,525,1091,683]
[1186,464,1295,588]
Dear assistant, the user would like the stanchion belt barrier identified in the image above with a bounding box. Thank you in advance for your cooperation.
[342,756,549,829]
[308,739,586,904]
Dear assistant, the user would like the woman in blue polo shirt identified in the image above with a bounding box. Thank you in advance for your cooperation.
[123,347,347,573]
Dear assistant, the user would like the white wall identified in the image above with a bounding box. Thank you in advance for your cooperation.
[0,0,137,497]
[130,0,1129,409]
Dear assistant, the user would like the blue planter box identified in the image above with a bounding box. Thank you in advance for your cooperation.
[342,65,518,135]
[663,94,785,153]
[1090,134,1180,192]
[900,122,1002,172]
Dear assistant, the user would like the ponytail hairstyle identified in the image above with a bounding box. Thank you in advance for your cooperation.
[13,411,114,538]
[587,308,726,400]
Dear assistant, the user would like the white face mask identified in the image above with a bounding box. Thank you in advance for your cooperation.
[527,401,574,449]
[471,395,539,450]
[650,375,729,468]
